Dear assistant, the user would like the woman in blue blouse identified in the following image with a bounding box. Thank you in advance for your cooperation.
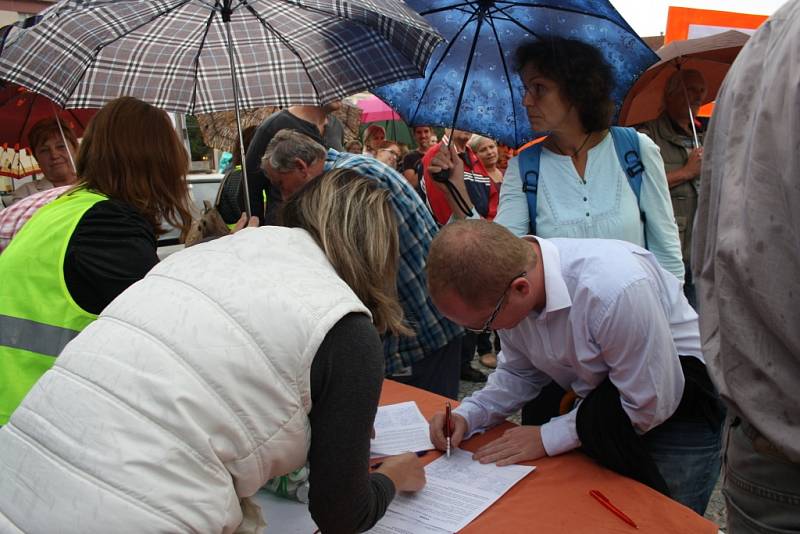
[431,37,684,281]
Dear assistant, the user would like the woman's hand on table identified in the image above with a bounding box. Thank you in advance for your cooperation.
[374,452,426,492]
[429,411,468,450]
[472,425,546,466]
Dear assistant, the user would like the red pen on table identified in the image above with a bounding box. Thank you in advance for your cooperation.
[589,490,638,529]
[444,401,452,458]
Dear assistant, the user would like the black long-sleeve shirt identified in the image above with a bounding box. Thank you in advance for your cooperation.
[309,313,396,532]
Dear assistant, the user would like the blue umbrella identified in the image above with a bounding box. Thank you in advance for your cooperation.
[373,0,658,148]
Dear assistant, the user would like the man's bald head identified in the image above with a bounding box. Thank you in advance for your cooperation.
[427,220,535,307]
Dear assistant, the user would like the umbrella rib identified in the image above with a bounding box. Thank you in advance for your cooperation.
[242,1,322,104]
[16,92,36,148]
[484,15,521,146]
[409,10,480,123]
[449,11,488,130]
[188,5,219,115]
[490,5,541,39]
[59,0,195,108]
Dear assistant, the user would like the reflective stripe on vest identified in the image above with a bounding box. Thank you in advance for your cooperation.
[0,187,106,424]
[0,315,81,357]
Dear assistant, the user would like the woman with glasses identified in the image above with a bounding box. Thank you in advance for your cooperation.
[375,140,402,169]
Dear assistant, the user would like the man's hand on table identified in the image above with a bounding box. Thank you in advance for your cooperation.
[473,425,546,466]
[374,452,426,492]
[429,411,468,450]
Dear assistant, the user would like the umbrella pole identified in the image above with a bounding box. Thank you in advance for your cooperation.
[49,101,77,174]
[676,67,701,148]
[222,3,252,221]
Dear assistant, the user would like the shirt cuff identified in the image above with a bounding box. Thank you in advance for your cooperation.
[453,401,489,439]
[539,410,581,456]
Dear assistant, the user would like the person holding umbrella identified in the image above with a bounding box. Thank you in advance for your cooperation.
[9,118,79,203]
[431,37,684,283]
[639,69,708,307]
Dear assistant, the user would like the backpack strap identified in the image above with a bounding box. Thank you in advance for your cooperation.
[610,126,648,249]
[518,143,544,235]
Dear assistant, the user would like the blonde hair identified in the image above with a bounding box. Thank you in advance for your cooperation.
[278,168,412,336]
[427,220,535,307]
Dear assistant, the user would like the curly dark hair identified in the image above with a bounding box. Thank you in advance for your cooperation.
[515,37,615,132]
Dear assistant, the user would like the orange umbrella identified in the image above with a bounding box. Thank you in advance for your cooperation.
[618,30,750,127]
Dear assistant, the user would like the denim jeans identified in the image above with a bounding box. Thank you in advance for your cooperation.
[642,416,723,515]
[723,415,800,533]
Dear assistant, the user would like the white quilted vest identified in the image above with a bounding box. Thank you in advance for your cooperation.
[0,227,370,533]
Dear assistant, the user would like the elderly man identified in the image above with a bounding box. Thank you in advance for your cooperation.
[639,69,707,306]
[426,219,723,514]
[244,101,342,224]
[11,118,79,204]
[261,130,464,399]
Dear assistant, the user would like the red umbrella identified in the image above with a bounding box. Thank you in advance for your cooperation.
[0,83,97,179]
[619,30,750,129]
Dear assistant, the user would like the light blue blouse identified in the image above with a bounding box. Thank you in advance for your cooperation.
[494,132,685,280]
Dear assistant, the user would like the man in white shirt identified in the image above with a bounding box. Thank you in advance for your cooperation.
[426,219,722,514]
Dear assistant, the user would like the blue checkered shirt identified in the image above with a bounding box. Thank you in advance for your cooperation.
[325,149,463,373]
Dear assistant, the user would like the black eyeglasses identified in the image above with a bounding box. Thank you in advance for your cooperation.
[465,271,526,334]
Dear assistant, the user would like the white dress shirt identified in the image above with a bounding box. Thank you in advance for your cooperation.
[455,236,702,456]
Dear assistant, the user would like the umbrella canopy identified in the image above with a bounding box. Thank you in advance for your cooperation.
[0,82,96,179]
[619,30,750,126]
[373,0,658,148]
[0,0,443,114]
[356,95,402,122]
[196,103,363,152]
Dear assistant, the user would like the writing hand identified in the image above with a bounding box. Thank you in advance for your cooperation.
[472,425,546,466]
[375,452,426,492]
[429,411,468,451]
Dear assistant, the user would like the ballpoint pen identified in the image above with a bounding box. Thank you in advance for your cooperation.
[444,401,452,458]
[369,450,428,470]
[589,489,638,529]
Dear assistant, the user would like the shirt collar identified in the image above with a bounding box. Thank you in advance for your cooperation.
[522,236,572,316]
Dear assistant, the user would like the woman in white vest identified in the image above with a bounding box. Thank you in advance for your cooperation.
[0,169,426,533]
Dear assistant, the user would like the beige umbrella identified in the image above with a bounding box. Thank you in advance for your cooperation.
[619,30,751,130]
[196,103,363,152]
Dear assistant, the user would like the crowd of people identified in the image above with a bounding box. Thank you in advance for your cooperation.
[0,3,798,532]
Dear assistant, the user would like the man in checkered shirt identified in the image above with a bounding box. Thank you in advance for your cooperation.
[261,129,464,399]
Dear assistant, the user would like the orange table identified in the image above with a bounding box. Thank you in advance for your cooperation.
[381,380,717,534]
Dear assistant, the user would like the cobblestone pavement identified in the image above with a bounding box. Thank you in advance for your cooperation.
[457,358,727,531]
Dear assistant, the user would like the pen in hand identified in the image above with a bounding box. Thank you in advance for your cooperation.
[589,490,638,529]
[444,402,452,458]
[370,450,428,470]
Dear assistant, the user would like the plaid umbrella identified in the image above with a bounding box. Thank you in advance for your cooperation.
[0,0,442,114]
[0,0,441,216]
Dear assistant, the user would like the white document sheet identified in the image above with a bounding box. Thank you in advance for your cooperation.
[381,448,536,533]
[370,401,435,457]
[366,511,450,534]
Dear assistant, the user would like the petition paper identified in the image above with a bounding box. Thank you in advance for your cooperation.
[370,401,435,457]
[381,448,535,532]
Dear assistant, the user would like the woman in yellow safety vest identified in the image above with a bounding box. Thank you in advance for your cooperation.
[0,96,194,425]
